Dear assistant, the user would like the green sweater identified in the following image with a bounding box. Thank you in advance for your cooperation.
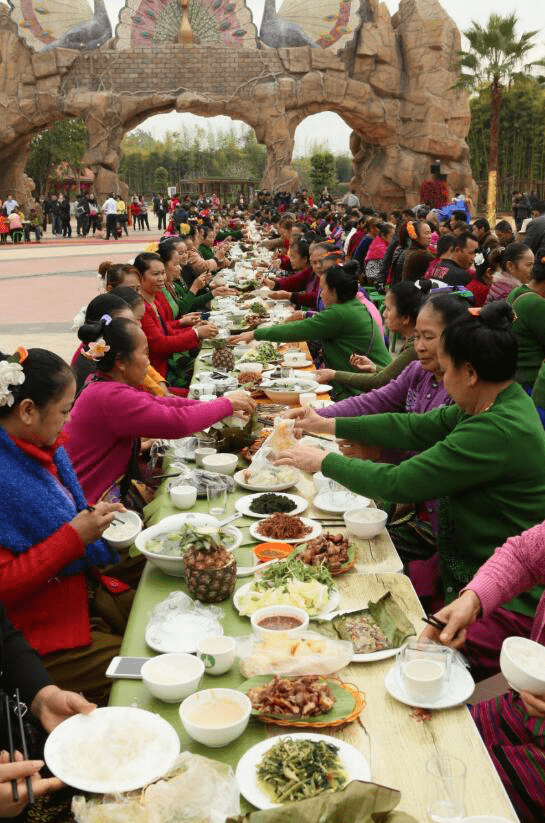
[322,382,545,615]
[172,279,212,314]
[507,285,545,387]
[254,299,391,399]
[334,337,417,392]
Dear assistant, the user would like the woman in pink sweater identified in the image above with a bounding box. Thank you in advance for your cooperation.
[64,315,254,503]
[422,522,545,822]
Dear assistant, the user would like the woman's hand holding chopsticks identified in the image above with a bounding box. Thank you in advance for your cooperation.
[0,751,62,818]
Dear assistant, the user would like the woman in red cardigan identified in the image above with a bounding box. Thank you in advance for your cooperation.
[266,238,319,310]
[135,252,218,382]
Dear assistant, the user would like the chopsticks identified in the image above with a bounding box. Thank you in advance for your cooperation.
[422,615,447,631]
[86,505,124,527]
[4,693,18,802]
[4,690,34,806]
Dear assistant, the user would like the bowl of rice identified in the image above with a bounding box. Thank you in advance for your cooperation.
[500,636,545,694]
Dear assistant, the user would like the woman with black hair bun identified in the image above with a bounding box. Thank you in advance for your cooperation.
[64,316,255,504]
[315,280,428,392]
[0,347,126,705]
[506,252,545,389]
[486,243,534,303]
[276,298,545,680]
[230,262,391,400]
[70,292,136,393]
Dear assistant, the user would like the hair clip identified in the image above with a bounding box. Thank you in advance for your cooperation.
[100,314,113,326]
[468,307,482,316]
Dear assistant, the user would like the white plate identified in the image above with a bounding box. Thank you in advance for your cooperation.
[282,359,311,369]
[313,491,370,514]
[249,516,322,544]
[235,492,308,519]
[44,707,179,794]
[384,662,475,709]
[234,468,300,492]
[236,732,370,809]
[234,580,340,617]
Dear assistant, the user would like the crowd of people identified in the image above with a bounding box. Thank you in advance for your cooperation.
[3,186,545,820]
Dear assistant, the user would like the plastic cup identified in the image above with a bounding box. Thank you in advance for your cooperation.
[426,753,466,821]
[207,483,227,517]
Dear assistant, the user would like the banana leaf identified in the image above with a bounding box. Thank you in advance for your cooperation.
[238,676,358,724]
[226,780,418,822]
[310,593,415,655]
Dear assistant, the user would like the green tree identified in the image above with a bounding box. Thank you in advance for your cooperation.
[456,13,545,222]
[26,118,87,196]
[309,151,336,197]
[153,165,169,193]
[335,154,352,184]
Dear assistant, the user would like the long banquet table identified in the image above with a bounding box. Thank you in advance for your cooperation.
[110,342,518,820]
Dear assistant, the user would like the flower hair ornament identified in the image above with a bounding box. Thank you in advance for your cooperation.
[179,223,190,236]
[0,347,27,408]
[467,307,482,317]
[407,222,418,241]
[83,339,110,362]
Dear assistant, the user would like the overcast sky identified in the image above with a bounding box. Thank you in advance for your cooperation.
[6,0,544,154]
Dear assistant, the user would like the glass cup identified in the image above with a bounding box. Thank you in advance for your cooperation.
[300,392,317,407]
[207,483,227,517]
[426,753,466,821]
[399,638,452,702]
[199,380,215,396]
[280,367,292,379]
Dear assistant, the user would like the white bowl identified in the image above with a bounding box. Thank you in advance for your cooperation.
[262,377,319,404]
[202,452,239,476]
[135,513,242,577]
[169,484,197,510]
[284,352,308,366]
[343,507,388,539]
[250,605,309,637]
[102,510,142,550]
[141,653,204,703]
[500,636,545,694]
[179,688,252,747]
[239,361,263,374]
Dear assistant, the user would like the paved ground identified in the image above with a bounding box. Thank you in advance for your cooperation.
[0,224,162,362]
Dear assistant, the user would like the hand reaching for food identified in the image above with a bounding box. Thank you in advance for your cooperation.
[282,406,335,436]
[274,445,326,474]
[349,354,377,373]
[338,439,381,460]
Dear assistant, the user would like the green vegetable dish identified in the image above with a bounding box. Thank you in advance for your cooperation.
[257,737,347,803]
[146,524,234,557]
[255,557,334,593]
[249,493,297,515]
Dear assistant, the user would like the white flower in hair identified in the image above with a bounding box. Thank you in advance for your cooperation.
[0,387,14,408]
[0,360,25,388]
[72,305,87,331]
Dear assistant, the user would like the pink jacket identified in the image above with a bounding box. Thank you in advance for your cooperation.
[365,235,388,263]
[466,520,545,644]
[63,379,232,502]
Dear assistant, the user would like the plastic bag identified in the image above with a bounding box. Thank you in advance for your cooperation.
[73,751,240,823]
[239,419,300,488]
[236,631,353,678]
[145,592,224,654]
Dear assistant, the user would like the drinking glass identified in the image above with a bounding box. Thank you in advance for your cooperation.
[207,483,227,517]
[300,392,317,407]
[280,367,292,379]
[426,753,466,821]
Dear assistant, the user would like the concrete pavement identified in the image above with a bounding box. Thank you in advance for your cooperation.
[0,227,162,362]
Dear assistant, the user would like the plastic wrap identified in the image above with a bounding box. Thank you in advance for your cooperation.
[73,752,240,823]
[236,631,353,678]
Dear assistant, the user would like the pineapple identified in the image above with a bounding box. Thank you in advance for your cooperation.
[183,527,236,603]
[211,339,235,372]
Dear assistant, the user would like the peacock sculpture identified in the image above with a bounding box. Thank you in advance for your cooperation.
[260,0,361,52]
[8,0,112,51]
[115,0,259,50]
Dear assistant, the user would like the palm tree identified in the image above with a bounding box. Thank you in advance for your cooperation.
[456,13,545,223]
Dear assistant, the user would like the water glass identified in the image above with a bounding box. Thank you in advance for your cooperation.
[426,753,466,821]
[200,380,215,396]
[300,392,317,407]
[280,367,292,379]
[207,483,227,517]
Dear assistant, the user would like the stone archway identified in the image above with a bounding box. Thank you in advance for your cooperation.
[0,0,473,210]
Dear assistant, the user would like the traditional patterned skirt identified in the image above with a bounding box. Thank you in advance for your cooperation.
[471,690,545,823]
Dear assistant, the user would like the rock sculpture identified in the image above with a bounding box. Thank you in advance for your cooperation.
[8,0,111,51]
[0,0,474,210]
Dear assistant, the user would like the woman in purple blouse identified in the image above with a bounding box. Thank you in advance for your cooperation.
[290,291,471,573]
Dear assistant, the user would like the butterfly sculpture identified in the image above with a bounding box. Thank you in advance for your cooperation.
[8,0,112,51]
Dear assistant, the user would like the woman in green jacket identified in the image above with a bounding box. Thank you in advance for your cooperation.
[276,301,545,678]
[230,262,391,400]
[315,279,425,393]
[507,255,545,389]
